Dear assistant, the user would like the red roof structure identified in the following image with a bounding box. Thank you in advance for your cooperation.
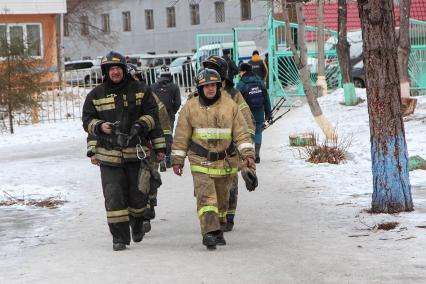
[303,0,426,31]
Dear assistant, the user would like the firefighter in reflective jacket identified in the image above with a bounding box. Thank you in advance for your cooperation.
[86,84,171,235]
[202,55,255,232]
[82,51,165,251]
[172,69,255,250]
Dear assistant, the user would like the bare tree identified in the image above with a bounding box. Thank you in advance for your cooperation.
[358,0,413,213]
[398,0,411,98]
[282,1,334,139]
[0,36,42,134]
[316,0,327,97]
[65,0,117,49]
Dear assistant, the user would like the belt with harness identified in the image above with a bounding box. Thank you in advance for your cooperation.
[188,141,236,162]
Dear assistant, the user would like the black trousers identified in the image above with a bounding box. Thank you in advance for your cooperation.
[100,162,148,244]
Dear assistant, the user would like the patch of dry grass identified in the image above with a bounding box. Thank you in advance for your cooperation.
[296,131,352,164]
[0,191,66,209]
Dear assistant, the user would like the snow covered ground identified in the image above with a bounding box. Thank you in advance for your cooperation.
[0,88,425,283]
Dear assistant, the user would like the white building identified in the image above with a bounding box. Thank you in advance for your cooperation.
[64,0,270,60]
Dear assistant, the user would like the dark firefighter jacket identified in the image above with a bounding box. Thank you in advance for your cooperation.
[86,93,171,158]
[150,74,181,121]
[82,77,165,166]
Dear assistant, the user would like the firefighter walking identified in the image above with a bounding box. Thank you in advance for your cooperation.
[202,56,255,232]
[82,51,165,251]
[171,69,255,250]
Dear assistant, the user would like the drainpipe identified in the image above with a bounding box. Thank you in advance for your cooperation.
[58,13,65,85]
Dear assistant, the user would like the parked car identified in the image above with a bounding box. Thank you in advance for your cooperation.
[168,56,197,86]
[194,41,258,69]
[88,56,104,84]
[351,60,365,88]
[65,59,95,85]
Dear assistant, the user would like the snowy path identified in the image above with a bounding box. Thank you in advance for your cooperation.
[1,91,426,283]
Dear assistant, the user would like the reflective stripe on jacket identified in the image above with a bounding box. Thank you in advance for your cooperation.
[172,95,254,177]
[82,78,164,166]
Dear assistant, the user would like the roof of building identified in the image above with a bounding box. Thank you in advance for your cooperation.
[0,0,66,15]
[304,1,426,31]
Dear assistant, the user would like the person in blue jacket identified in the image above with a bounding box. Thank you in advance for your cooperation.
[236,63,272,163]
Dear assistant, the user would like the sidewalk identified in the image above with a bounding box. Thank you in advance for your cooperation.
[1,89,425,283]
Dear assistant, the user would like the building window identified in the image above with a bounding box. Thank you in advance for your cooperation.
[215,2,225,23]
[64,17,69,37]
[10,26,24,51]
[190,4,200,25]
[240,0,251,21]
[145,10,154,30]
[0,25,6,53]
[80,15,89,36]
[166,7,176,28]
[101,13,110,33]
[0,24,43,57]
[26,25,41,56]
[122,11,131,31]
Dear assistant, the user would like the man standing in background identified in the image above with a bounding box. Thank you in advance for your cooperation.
[248,50,268,83]
[222,49,238,82]
[151,65,181,168]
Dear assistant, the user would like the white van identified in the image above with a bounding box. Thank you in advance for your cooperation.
[129,53,194,70]
[64,59,95,84]
[195,41,257,67]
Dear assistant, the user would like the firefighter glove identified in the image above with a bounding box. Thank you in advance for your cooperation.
[130,122,147,137]
[241,167,258,192]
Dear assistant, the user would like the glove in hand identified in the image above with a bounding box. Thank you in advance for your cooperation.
[130,122,146,137]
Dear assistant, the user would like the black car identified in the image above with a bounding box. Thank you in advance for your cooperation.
[352,61,365,88]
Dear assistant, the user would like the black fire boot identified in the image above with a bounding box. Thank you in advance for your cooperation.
[113,243,126,251]
[131,224,145,243]
[255,143,261,164]
[215,231,226,246]
[159,161,167,172]
[143,220,151,234]
[224,214,234,232]
[202,233,217,250]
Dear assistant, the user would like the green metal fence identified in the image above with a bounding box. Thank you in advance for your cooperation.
[268,15,341,99]
[409,19,426,95]
[196,16,426,100]
[195,19,341,104]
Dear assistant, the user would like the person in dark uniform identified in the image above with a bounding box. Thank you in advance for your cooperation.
[82,51,165,251]
[151,65,181,168]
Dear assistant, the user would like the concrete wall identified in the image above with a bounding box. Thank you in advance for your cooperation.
[64,0,269,60]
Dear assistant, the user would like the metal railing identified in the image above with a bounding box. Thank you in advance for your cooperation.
[0,65,198,133]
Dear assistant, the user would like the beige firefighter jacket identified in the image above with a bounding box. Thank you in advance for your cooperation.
[224,89,256,137]
[172,94,255,177]
[153,94,172,138]
[187,89,255,137]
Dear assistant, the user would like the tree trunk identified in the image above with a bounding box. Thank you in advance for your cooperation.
[7,99,13,134]
[358,0,413,213]
[283,2,334,139]
[316,0,328,97]
[6,52,13,134]
[398,0,411,98]
[337,0,357,105]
